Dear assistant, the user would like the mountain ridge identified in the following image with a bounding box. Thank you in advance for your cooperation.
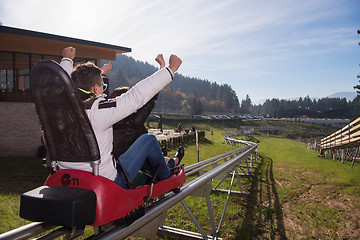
[253,91,357,105]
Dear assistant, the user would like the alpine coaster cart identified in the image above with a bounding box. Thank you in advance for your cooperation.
[19,60,186,237]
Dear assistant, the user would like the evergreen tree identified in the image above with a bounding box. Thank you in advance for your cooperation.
[240,94,252,113]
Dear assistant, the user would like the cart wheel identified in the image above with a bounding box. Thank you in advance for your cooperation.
[172,187,181,194]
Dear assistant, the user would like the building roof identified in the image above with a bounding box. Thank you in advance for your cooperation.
[0,25,131,61]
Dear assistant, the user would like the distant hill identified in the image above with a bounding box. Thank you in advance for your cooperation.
[326,92,357,101]
[101,55,240,114]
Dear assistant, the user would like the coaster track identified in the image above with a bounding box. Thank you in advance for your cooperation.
[0,137,258,240]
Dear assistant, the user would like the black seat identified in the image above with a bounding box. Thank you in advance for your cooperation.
[20,186,96,227]
[29,60,100,168]
[20,60,100,227]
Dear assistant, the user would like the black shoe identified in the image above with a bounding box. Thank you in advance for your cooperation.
[174,146,184,165]
[162,147,168,157]
[166,158,175,169]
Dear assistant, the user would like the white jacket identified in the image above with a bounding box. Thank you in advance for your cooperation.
[58,58,173,181]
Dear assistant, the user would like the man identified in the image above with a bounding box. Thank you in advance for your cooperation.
[58,47,183,188]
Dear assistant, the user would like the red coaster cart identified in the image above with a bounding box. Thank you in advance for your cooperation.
[20,60,185,229]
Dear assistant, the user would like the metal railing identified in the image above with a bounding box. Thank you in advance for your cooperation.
[319,117,360,166]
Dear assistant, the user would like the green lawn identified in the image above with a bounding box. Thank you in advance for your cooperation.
[253,136,360,239]
[163,133,360,239]
[1,122,359,239]
[0,157,49,233]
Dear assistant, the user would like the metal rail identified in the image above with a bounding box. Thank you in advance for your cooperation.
[92,142,257,240]
[0,136,258,240]
[0,222,54,240]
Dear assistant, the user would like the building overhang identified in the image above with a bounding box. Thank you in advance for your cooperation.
[0,25,131,62]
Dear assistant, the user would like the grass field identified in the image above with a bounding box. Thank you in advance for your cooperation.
[1,120,359,239]
[247,136,360,239]
[161,133,360,240]
[0,157,49,233]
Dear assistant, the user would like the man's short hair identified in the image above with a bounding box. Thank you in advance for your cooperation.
[71,62,102,91]
[109,86,130,98]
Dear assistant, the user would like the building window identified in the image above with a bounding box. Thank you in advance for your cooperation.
[0,51,96,102]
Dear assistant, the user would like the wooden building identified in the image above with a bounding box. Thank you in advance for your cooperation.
[0,25,131,157]
[0,25,131,102]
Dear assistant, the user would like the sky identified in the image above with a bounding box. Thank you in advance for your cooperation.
[1,0,359,103]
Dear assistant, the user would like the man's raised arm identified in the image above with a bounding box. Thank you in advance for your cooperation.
[60,47,76,76]
[168,54,182,73]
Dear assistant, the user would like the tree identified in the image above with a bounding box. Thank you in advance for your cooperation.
[181,100,191,114]
[222,84,240,113]
[303,95,313,110]
[241,94,252,113]
[189,97,203,115]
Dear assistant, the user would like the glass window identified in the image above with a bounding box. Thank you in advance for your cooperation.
[14,53,30,101]
[15,53,30,89]
[0,52,14,101]
[0,52,13,90]
[0,70,7,89]
[0,51,97,102]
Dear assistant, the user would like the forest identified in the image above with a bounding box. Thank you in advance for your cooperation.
[251,96,360,120]
[103,55,359,119]
[103,54,240,115]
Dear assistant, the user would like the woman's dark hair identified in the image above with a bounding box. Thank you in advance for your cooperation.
[109,86,131,98]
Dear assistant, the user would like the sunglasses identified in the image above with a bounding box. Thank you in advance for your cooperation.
[95,82,108,91]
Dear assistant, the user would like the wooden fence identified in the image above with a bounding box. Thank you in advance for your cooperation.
[320,117,360,150]
[148,128,205,149]
[320,117,360,166]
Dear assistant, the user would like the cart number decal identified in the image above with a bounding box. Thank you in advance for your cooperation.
[72,177,79,186]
